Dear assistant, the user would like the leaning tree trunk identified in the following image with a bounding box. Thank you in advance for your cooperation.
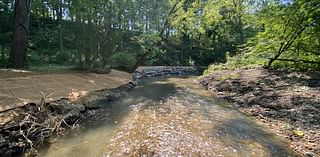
[9,0,31,69]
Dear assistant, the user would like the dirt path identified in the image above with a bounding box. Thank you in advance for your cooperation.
[200,68,320,157]
[0,69,131,113]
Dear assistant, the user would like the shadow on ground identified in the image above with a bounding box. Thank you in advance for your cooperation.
[200,68,320,156]
[212,117,298,157]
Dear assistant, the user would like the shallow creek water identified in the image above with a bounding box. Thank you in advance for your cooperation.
[39,77,297,157]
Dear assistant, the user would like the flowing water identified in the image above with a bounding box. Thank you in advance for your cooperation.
[39,77,297,157]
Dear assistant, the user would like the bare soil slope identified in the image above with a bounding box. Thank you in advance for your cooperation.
[0,69,131,113]
[200,68,320,157]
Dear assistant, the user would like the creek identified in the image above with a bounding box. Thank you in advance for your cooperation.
[39,77,296,157]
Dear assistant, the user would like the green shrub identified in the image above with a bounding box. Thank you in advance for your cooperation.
[27,50,46,66]
[203,51,265,76]
[109,51,137,72]
[55,51,72,64]
[0,48,9,67]
[0,58,8,67]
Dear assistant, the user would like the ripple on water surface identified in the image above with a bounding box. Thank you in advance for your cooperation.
[39,77,297,157]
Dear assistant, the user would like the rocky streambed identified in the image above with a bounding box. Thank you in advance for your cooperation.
[38,77,297,157]
[0,82,136,157]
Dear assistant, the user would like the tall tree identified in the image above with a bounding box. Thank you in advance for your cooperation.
[9,0,32,68]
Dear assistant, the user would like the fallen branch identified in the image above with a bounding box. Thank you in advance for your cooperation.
[0,92,83,156]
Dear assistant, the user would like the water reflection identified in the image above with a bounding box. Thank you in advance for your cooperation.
[39,77,297,157]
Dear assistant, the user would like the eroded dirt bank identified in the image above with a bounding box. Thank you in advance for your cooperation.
[0,82,135,157]
[0,69,131,112]
[200,68,320,157]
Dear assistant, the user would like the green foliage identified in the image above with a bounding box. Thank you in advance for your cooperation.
[168,0,255,66]
[0,48,9,67]
[27,50,45,66]
[109,52,137,72]
[136,34,167,65]
[259,0,319,68]
[204,0,320,75]
[0,1,12,67]
[55,51,72,64]
[0,0,174,70]
[203,54,262,76]
[0,0,319,72]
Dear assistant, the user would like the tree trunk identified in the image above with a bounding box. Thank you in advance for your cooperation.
[238,15,244,44]
[267,50,282,67]
[232,0,244,44]
[41,0,45,20]
[57,0,64,54]
[160,0,181,38]
[9,0,32,69]
[268,26,307,67]
[58,26,64,53]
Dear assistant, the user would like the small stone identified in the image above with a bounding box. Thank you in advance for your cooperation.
[305,152,313,157]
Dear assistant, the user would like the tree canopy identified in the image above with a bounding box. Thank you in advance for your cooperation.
[0,0,319,71]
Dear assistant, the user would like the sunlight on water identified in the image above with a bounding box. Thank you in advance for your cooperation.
[39,77,297,157]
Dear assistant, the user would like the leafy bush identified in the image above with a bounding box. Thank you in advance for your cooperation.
[0,48,9,67]
[54,51,72,64]
[203,50,265,76]
[135,34,165,65]
[27,50,46,66]
[0,57,8,67]
[109,51,137,72]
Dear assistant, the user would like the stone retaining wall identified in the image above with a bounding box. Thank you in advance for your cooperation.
[133,66,204,81]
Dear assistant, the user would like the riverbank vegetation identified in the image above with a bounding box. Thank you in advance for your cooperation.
[201,0,319,73]
[0,0,318,71]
